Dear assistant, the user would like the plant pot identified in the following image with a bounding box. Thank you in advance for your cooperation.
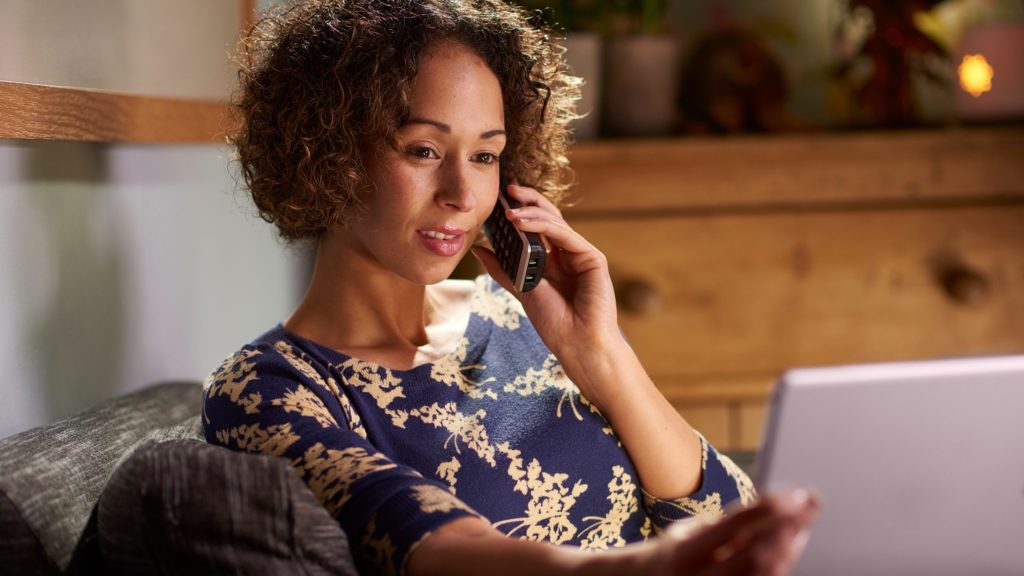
[602,35,681,137]
[559,32,602,140]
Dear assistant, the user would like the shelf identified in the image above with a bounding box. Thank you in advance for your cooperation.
[565,126,1024,216]
[0,80,233,144]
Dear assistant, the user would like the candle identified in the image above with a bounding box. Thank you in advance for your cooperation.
[954,22,1024,121]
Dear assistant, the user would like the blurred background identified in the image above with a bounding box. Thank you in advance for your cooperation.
[516,0,1024,136]
[2,0,1022,456]
[0,0,294,439]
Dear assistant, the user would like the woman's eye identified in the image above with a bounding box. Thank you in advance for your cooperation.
[408,146,439,159]
[475,152,500,164]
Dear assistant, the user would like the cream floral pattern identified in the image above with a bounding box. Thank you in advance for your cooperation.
[203,348,262,417]
[411,484,480,515]
[436,457,461,492]
[492,456,589,544]
[203,276,752,576]
[411,403,496,467]
[340,358,409,429]
[361,514,399,576]
[275,341,368,437]
[475,278,525,329]
[430,337,497,400]
[299,443,398,512]
[504,354,600,420]
[579,466,639,550]
[720,452,757,506]
[214,421,300,457]
[270,386,335,429]
[659,492,724,523]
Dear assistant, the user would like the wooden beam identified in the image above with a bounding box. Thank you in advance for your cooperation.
[0,81,234,144]
[565,127,1024,214]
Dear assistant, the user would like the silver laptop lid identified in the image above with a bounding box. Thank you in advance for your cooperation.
[757,355,1024,576]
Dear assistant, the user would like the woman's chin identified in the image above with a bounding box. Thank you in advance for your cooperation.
[401,263,461,286]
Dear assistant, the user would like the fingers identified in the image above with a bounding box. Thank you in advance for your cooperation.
[725,491,819,575]
[505,206,592,256]
[704,520,808,576]
[506,182,561,217]
[502,183,609,280]
[668,489,820,576]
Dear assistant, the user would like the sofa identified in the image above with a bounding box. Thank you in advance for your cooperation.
[0,382,358,575]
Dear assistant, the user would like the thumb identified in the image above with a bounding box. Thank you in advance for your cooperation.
[470,246,517,295]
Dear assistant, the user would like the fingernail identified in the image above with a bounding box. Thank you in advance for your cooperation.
[506,208,520,215]
[781,489,811,512]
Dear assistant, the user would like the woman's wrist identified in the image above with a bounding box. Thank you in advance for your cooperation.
[559,329,706,500]
[560,332,644,414]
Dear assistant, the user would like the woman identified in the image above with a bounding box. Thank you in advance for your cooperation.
[203,1,819,575]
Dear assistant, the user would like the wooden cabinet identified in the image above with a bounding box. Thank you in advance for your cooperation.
[565,127,1024,451]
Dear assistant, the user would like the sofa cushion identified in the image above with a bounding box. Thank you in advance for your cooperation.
[99,438,356,576]
[0,381,203,573]
[0,490,59,575]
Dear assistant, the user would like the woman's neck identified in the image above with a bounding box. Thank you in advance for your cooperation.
[284,233,434,355]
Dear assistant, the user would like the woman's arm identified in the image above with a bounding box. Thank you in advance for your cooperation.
[473,183,704,500]
[573,336,705,499]
[204,344,485,575]
[407,490,820,576]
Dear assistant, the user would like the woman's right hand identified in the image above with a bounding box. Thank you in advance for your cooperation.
[638,489,820,576]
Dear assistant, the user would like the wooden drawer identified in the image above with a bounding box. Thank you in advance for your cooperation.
[574,205,1024,376]
[571,206,1024,448]
[556,128,1024,450]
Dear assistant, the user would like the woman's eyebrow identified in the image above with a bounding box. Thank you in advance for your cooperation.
[404,117,506,139]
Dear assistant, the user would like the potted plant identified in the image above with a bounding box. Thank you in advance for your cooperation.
[601,0,679,137]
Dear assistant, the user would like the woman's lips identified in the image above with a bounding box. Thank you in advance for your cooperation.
[417,228,467,257]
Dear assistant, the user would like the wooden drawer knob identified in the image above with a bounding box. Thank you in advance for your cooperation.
[617,278,660,315]
[938,264,989,306]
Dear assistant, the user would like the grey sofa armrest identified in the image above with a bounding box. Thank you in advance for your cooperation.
[0,382,203,574]
[99,439,356,576]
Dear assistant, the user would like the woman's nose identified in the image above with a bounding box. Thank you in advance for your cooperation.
[437,162,478,212]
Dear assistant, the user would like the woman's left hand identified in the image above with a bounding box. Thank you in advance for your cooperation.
[471,182,623,396]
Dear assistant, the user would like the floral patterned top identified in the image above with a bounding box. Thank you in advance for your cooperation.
[202,275,755,575]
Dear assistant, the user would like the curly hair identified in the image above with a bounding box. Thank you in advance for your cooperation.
[228,0,582,243]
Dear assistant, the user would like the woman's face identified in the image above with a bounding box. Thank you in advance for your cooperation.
[351,40,505,285]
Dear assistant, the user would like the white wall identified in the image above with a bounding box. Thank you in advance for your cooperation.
[0,141,300,439]
[0,0,302,439]
[0,0,241,100]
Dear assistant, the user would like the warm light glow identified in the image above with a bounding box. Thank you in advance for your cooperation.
[959,54,994,97]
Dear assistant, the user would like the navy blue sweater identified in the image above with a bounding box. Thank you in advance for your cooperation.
[203,276,754,575]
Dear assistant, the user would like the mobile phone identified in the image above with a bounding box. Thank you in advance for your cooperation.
[483,177,546,293]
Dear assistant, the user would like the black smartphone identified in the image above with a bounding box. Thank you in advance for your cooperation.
[483,177,546,293]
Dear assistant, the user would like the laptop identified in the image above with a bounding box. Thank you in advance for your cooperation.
[756,355,1024,576]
